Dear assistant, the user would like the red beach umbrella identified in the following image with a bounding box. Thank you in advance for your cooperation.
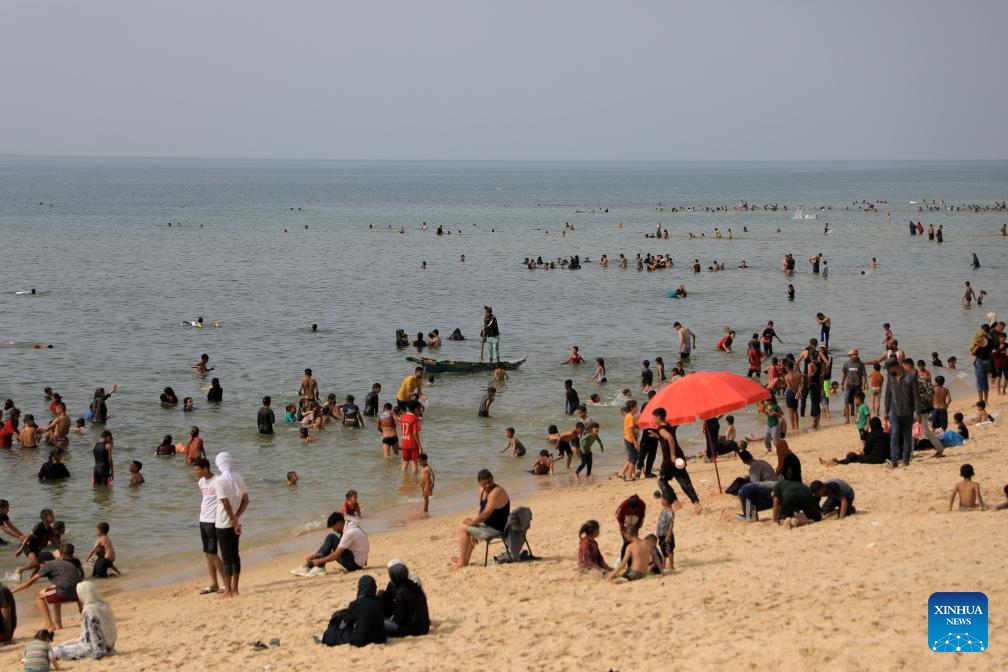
[636,371,771,492]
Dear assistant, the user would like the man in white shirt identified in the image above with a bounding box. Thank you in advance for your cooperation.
[305,512,369,573]
[194,458,224,595]
[213,452,249,597]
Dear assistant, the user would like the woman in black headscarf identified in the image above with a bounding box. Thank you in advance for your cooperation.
[321,575,386,647]
[381,560,430,637]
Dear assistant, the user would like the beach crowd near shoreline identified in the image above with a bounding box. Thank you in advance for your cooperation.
[2,210,1008,670]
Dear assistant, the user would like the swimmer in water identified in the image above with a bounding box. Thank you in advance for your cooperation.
[787,284,795,301]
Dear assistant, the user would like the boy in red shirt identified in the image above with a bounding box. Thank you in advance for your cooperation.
[399,401,422,475]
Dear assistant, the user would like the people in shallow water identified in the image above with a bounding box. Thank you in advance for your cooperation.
[412,332,426,349]
[448,328,465,341]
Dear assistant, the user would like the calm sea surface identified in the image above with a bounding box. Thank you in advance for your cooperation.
[1,158,1005,579]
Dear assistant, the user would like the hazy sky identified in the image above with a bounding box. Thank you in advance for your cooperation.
[2,1,1006,161]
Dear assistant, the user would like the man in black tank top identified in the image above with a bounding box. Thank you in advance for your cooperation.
[651,409,702,514]
[451,469,510,569]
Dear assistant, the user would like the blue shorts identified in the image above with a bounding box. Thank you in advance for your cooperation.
[785,389,798,409]
[975,359,991,393]
[624,440,639,465]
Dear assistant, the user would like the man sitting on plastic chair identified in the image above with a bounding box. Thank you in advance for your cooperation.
[451,469,510,570]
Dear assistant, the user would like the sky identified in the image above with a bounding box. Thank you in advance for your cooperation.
[1,0,1006,161]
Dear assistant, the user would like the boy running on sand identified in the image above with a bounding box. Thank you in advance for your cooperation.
[949,464,985,511]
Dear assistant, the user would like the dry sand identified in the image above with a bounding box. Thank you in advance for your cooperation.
[3,394,1007,671]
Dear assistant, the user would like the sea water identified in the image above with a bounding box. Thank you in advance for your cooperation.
[1,157,1004,577]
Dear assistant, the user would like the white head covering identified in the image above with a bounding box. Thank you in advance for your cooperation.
[987,312,997,326]
[215,451,232,475]
[215,452,236,489]
[76,581,117,647]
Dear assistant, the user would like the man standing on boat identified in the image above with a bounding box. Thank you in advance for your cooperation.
[482,306,500,362]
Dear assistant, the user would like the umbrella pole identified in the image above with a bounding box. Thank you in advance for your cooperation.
[712,450,723,493]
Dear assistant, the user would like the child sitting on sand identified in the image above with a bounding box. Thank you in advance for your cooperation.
[995,485,1008,511]
[949,464,985,511]
[644,534,664,575]
[576,520,612,574]
[23,628,59,671]
[608,523,650,582]
[966,401,995,425]
[953,412,969,439]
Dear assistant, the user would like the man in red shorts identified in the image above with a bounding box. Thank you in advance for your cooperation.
[400,401,422,476]
[11,543,83,630]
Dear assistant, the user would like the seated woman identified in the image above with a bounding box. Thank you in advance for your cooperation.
[775,439,802,482]
[320,575,386,647]
[381,560,430,637]
[159,387,178,405]
[52,581,116,660]
[819,417,889,465]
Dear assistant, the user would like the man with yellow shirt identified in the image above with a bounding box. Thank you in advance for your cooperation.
[396,367,425,412]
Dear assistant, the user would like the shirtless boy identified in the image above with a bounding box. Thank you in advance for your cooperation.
[783,361,802,433]
[419,453,435,513]
[949,464,985,511]
[85,522,119,577]
[176,426,205,464]
[298,368,319,404]
[18,415,42,448]
[191,353,214,374]
[39,403,70,451]
[930,375,951,430]
[608,523,650,582]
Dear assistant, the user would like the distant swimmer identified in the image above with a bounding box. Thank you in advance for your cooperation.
[788,284,796,301]
[311,323,318,333]
[15,289,38,295]
[971,252,981,269]
[32,343,54,349]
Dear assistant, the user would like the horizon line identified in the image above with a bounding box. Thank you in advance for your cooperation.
[2,153,1007,164]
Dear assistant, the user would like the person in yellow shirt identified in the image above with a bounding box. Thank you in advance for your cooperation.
[618,400,639,481]
[396,367,425,412]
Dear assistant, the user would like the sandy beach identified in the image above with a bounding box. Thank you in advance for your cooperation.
[2,392,1006,671]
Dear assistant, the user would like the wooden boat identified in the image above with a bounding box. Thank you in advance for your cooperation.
[406,356,526,374]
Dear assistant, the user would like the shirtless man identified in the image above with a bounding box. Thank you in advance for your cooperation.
[673,322,696,359]
[176,426,206,464]
[17,415,42,448]
[608,522,650,582]
[39,403,70,451]
[298,368,319,405]
[783,360,803,433]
